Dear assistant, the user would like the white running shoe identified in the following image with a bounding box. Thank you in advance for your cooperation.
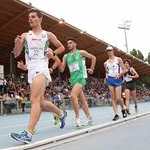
[82,118,93,126]
[76,118,82,128]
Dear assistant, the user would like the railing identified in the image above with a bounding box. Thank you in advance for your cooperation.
[0,98,20,115]
[1,96,150,115]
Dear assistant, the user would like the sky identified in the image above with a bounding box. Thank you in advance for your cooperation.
[22,0,150,58]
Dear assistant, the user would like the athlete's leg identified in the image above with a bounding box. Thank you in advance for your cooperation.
[27,74,46,134]
[70,83,83,119]
[41,99,62,116]
[78,89,91,118]
[131,90,137,106]
[78,89,93,126]
[115,86,127,118]
[108,86,117,114]
[115,86,126,109]
[41,98,67,127]
[124,88,130,110]
[131,89,138,112]
[10,74,47,143]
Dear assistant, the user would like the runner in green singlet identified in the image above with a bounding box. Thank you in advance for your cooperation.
[59,37,96,128]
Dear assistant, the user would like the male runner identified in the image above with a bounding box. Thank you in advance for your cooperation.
[59,37,96,128]
[104,46,127,121]
[11,9,67,144]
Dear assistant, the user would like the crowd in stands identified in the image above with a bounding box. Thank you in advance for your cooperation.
[0,74,150,113]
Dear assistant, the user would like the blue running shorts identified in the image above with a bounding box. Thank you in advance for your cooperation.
[106,76,122,88]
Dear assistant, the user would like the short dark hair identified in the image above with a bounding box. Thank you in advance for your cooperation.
[28,8,42,18]
[66,36,77,43]
[124,59,131,66]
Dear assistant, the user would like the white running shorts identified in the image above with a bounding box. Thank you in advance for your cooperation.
[28,68,52,84]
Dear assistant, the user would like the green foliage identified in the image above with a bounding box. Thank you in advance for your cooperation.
[130,49,144,61]
[138,76,150,88]
[147,52,150,64]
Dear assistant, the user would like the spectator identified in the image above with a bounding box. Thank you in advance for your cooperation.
[20,93,27,113]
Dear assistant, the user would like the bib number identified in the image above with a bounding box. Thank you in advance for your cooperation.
[69,62,79,72]
[125,75,132,82]
[29,49,38,59]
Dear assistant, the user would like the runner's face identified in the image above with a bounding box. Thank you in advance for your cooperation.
[106,50,114,57]
[124,61,130,68]
[67,40,76,51]
[28,12,42,28]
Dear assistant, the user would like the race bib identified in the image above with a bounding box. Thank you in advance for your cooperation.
[29,49,38,59]
[125,75,132,82]
[69,62,79,72]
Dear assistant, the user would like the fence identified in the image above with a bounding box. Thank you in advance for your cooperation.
[1,96,150,115]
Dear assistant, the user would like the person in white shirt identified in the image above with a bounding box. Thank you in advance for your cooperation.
[11,9,67,144]
[104,46,127,121]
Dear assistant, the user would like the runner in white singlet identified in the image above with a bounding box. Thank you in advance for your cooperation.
[11,9,67,144]
[104,46,127,121]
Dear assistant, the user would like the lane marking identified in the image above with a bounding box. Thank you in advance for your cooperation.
[3,111,150,150]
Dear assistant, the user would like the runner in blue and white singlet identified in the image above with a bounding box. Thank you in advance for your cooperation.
[105,56,122,88]
[104,46,127,121]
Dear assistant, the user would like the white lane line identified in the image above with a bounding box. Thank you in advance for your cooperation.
[3,111,150,150]
[0,109,147,139]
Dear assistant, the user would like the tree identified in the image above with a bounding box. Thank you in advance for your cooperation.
[130,49,137,57]
[130,49,144,61]
[147,52,150,64]
[139,76,150,88]
[137,50,144,61]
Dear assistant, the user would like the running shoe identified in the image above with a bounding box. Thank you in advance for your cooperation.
[126,109,131,115]
[33,128,36,135]
[112,114,119,121]
[76,118,82,128]
[135,105,138,113]
[59,110,67,129]
[53,116,60,125]
[11,130,32,144]
[121,109,127,118]
[82,117,93,126]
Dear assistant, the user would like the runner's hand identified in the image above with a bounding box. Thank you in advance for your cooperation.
[104,78,107,84]
[17,60,25,70]
[87,68,93,74]
[46,48,54,58]
[49,68,53,74]
[14,35,21,44]
[115,74,120,79]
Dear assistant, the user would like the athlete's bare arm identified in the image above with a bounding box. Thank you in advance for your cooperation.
[59,55,67,72]
[130,67,139,79]
[49,55,61,74]
[13,33,27,57]
[118,57,128,77]
[104,62,108,78]
[46,32,65,58]
[17,60,27,71]
[80,50,96,74]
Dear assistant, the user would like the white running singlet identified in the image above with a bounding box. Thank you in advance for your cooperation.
[106,57,121,77]
[24,30,51,84]
[25,30,49,70]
